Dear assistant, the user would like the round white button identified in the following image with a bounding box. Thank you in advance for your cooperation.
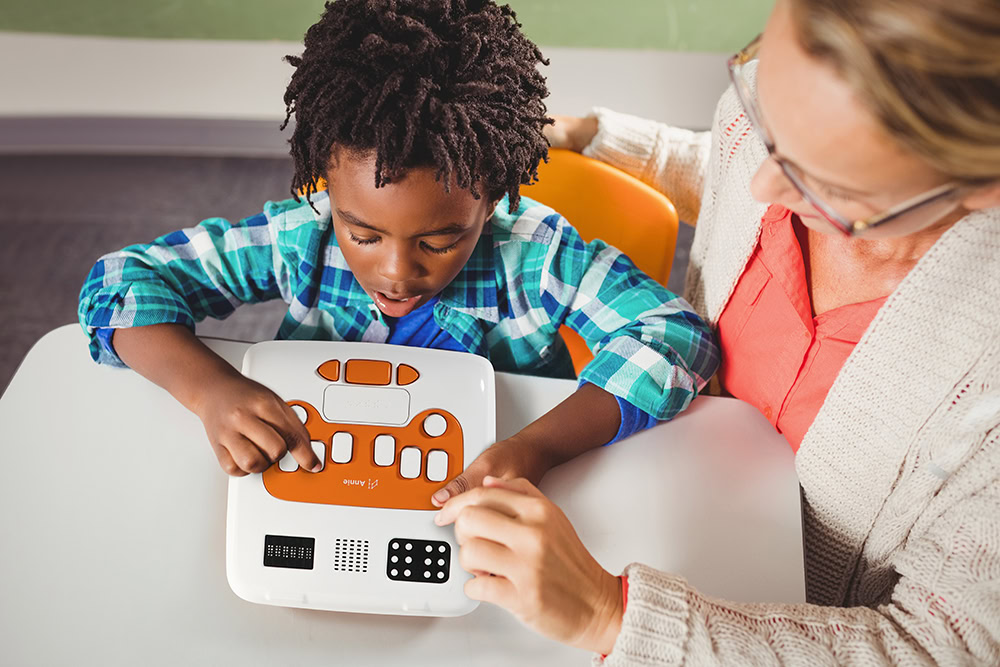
[291,405,308,423]
[423,413,447,437]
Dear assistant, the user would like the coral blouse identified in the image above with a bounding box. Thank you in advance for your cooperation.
[716,205,886,452]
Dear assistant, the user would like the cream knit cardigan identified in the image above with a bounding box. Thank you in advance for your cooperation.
[584,70,1000,666]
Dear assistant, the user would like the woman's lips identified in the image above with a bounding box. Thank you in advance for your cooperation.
[373,290,423,317]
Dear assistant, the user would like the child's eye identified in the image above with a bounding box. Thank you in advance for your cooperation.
[348,232,380,246]
[421,241,459,255]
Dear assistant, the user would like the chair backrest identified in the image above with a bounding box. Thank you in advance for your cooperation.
[520,148,679,285]
[520,148,680,374]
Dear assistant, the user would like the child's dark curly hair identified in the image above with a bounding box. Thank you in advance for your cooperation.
[281,0,552,212]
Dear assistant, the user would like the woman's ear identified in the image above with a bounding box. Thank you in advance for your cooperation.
[960,181,1000,212]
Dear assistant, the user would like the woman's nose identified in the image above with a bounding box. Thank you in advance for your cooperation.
[750,157,799,206]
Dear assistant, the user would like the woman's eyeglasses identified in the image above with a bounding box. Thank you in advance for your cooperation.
[728,34,965,238]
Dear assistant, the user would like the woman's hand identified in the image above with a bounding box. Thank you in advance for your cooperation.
[544,115,600,153]
[192,371,321,476]
[436,476,624,655]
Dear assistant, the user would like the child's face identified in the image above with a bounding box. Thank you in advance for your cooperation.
[326,148,496,318]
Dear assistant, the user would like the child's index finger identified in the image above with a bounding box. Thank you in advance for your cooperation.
[287,424,322,472]
[276,404,322,472]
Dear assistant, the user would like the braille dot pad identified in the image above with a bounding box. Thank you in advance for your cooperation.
[332,538,369,573]
[386,538,450,583]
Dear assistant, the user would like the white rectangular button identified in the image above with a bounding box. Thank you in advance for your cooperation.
[374,435,395,467]
[277,450,298,472]
[323,385,409,425]
[426,450,448,482]
[400,447,421,479]
[331,432,353,463]
[311,441,325,472]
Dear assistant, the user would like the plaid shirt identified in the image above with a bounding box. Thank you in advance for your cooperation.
[78,192,718,420]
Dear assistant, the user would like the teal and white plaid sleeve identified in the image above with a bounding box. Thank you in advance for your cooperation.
[78,190,718,424]
[493,201,719,421]
[78,211,293,365]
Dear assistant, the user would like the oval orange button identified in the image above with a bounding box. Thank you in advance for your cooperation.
[345,359,392,385]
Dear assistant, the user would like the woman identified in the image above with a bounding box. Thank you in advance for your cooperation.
[436,0,1000,663]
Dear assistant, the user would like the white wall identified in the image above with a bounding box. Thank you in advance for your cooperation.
[0,32,729,155]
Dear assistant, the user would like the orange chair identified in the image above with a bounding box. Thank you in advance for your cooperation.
[520,148,680,374]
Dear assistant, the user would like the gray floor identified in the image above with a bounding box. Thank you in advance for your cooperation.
[0,154,692,393]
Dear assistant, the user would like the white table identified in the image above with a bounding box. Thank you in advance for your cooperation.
[0,325,804,666]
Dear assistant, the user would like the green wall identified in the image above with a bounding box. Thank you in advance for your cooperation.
[0,0,770,52]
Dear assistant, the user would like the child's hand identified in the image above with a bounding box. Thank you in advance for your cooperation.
[192,372,322,476]
[432,383,622,506]
[435,476,623,655]
[431,437,549,507]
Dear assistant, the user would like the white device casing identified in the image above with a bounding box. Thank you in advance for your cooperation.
[226,340,496,616]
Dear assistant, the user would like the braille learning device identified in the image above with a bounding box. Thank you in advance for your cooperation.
[226,341,496,616]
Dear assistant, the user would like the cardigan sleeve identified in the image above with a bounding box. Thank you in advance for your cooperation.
[594,464,1000,666]
[582,108,712,226]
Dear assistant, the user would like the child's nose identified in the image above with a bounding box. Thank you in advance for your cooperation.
[379,245,421,283]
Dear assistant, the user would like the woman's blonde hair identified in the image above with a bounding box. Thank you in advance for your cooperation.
[789,0,1000,182]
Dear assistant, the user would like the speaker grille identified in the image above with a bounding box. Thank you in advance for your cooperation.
[333,538,370,573]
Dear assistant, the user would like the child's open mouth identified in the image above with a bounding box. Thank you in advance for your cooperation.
[373,291,423,318]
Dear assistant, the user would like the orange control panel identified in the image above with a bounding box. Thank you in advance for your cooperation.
[264,358,461,511]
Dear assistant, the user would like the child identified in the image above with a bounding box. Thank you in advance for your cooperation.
[77,0,719,503]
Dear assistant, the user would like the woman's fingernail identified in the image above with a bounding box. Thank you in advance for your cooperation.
[311,463,322,472]
[433,490,449,505]
[434,512,443,525]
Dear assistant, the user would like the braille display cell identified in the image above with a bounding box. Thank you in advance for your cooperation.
[263,535,315,570]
